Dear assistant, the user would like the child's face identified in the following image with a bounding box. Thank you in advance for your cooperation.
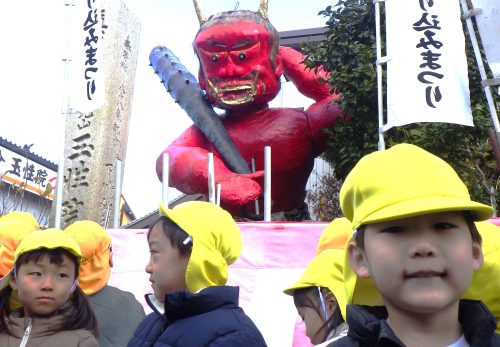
[10,253,76,316]
[348,211,483,316]
[297,304,326,345]
[146,224,190,301]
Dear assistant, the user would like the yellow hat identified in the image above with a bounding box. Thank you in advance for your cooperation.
[0,221,39,276]
[0,228,82,289]
[316,217,352,255]
[64,220,112,295]
[159,201,242,293]
[283,249,347,319]
[0,211,40,230]
[463,221,500,332]
[343,221,500,332]
[340,143,493,231]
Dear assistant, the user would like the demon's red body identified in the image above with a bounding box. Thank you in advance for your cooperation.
[156,14,343,219]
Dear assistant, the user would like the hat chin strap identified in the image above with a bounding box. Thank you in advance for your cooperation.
[317,286,329,323]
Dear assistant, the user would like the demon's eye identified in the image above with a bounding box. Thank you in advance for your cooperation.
[238,52,247,60]
[211,54,219,62]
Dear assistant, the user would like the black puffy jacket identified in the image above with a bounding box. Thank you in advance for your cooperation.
[127,286,267,347]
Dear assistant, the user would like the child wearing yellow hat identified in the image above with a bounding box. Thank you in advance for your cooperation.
[0,221,39,278]
[65,220,145,347]
[330,144,500,347]
[284,249,348,346]
[316,217,352,255]
[0,211,40,230]
[0,228,98,346]
[127,201,267,347]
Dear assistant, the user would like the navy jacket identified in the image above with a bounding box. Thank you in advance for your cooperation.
[127,286,267,347]
[328,300,500,347]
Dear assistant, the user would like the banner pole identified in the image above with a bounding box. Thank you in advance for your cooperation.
[54,0,76,228]
[374,0,387,151]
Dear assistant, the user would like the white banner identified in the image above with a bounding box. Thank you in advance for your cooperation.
[385,0,473,129]
[69,0,105,114]
[471,0,500,78]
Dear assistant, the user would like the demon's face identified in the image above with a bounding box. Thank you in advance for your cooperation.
[194,20,283,109]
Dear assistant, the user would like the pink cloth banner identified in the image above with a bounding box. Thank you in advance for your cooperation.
[108,222,328,347]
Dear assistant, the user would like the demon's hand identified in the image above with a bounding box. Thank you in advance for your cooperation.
[217,171,264,207]
[279,46,332,101]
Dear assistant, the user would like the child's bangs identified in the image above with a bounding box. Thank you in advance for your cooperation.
[16,248,79,275]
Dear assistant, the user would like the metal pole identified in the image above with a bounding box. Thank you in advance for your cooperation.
[251,158,260,215]
[460,0,500,134]
[54,121,66,229]
[162,153,169,207]
[207,153,215,203]
[263,146,271,221]
[374,0,386,151]
[55,0,76,228]
[216,183,221,206]
[112,159,122,229]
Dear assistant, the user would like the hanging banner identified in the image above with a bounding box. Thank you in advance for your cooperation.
[69,0,106,114]
[385,0,473,129]
[470,0,500,78]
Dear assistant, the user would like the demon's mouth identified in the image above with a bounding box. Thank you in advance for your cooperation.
[207,71,260,106]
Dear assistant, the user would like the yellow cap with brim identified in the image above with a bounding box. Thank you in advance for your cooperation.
[0,221,39,277]
[284,249,347,319]
[159,201,242,293]
[316,217,352,255]
[343,221,500,333]
[64,220,111,295]
[340,143,493,232]
[0,228,82,290]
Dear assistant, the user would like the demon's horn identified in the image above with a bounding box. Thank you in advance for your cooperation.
[193,0,206,25]
[258,0,268,18]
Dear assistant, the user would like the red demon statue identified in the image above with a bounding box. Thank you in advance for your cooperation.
[154,1,343,220]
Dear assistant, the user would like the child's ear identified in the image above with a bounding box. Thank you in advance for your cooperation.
[347,241,371,279]
[471,241,484,272]
[324,291,338,315]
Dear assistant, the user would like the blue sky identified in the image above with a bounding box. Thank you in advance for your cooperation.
[0,0,333,217]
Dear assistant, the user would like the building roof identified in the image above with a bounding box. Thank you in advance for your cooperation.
[0,136,57,171]
[279,27,327,51]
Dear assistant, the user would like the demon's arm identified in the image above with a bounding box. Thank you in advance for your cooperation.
[156,126,263,210]
[279,46,344,155]
[279,46,335,102]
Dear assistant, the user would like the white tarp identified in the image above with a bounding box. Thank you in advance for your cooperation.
[470,0,500,78]
[385,0,473,129]
[68,0,105,114]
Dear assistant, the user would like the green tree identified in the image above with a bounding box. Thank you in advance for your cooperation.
[303,0,500,219]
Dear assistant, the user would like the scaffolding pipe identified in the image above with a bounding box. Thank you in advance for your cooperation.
[459,0,500,134]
